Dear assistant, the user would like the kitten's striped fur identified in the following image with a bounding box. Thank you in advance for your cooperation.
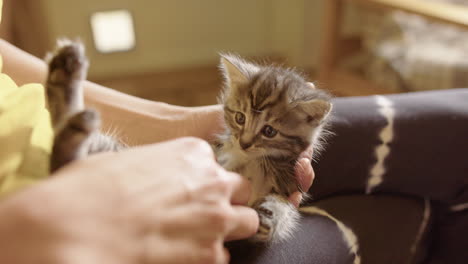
[215,54,332,242]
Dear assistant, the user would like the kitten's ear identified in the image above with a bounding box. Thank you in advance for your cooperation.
[299,99,332,124]
[307,82,316,89]
[219,55,249,88]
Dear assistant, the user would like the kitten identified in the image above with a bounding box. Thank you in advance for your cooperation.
[215,54,332,242]
[45,41,332,243]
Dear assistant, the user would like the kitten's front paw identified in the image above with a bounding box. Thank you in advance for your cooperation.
[251,201,274,242]
[249,195,300,243]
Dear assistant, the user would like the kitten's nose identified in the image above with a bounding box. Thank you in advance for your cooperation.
[239,140,253,150]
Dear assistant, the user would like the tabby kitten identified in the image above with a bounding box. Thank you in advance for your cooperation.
[215,54,332,242]
[45,41,332,243]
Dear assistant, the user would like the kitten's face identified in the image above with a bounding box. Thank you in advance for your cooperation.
[219,55,331,159]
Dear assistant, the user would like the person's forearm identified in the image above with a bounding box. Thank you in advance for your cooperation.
[0,39,48,85]
[87,86,224,144]
[0,39,224,144]
[83,81,223,144]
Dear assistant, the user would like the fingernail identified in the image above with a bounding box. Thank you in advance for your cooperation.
[300,158,311,172]
[298,158,313,190]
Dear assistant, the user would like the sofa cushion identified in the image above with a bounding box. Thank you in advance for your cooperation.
[229,194,428,264]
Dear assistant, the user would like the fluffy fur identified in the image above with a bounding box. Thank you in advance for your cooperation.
[214,54,332,242]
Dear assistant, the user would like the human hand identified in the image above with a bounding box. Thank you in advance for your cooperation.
[0,137,258,264]
[289,146,315,207]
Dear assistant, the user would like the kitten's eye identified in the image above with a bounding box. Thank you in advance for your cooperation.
[262,125,277,138]
[235,112,245,125]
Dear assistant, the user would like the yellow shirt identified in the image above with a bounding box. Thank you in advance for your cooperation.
[0,0,53,197]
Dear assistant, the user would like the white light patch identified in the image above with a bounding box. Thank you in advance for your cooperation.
[300,207,361,264]
[450,203,468,212]
[90,10,135,53]
[366,95,395,194]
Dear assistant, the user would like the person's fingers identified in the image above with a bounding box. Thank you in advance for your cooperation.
[222,247,231,264]
[143,237,228,264]
[225,205,259,241]
[288,192,303,208]
[229,173,251,205]
[200,239,231,264]
[152,203,230,241]
[213,241,230,264]
[294,158,315,192]
[193,169,250,205]
[298,146,313,160]
[182,137,216,159]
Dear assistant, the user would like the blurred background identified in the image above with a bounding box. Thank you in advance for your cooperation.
[2,0,467,106]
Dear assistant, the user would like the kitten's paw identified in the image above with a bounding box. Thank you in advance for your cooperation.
[250,195,300,243]
[251,200,275,242]
[47,39,89,83]
[46,39,89,126]
[51,109,100,172]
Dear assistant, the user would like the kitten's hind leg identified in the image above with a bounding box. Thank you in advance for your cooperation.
[45,39,88,130]
[51,109,100,172]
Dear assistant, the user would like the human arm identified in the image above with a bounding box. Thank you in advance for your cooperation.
[0,137,258,264]
[0,39,223,145]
